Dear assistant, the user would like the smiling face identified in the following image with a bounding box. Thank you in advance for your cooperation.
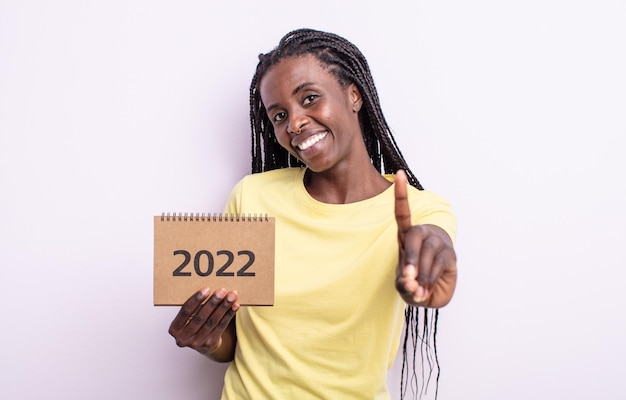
[259,55,364,173]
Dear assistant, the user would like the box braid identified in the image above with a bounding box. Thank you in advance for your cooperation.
[248,28,439,399]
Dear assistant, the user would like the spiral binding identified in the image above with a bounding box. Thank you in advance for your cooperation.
[160,212,269,222]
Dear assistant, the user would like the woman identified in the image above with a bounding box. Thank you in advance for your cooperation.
[169,28,457,399]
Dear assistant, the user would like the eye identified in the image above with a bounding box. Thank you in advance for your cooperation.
[272,111,286,123]
[303,94,318,106]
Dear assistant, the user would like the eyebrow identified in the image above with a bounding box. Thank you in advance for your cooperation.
[265,81,315,112]
[292,81,314,96]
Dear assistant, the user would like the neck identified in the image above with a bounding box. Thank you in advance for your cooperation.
[303,163,391,204]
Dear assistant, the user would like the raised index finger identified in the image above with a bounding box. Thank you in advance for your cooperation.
[395,169,412,235]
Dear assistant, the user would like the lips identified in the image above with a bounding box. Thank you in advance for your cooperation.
[294,131,328,151]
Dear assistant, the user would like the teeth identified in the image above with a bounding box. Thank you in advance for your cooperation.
[297,132,327,150]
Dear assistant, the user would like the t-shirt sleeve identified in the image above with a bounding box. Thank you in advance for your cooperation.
[223,178,244,215]
[409,189,458,244]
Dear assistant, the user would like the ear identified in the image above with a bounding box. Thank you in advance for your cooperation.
[348,83,363,113]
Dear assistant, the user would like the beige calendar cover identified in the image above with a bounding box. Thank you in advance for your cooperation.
[154,214,275,306]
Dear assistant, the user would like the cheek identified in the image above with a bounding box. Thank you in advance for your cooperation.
[273,129,295,153]
[319,103,334,123]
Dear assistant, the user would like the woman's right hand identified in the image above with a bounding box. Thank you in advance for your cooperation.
[168,287,239,362]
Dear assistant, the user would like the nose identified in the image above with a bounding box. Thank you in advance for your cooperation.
[287,112,308,135]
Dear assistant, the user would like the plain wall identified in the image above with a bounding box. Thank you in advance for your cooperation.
[1,1,625,399]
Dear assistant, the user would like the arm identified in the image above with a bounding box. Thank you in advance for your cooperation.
[168,288,239,362]
[394,170,458,308]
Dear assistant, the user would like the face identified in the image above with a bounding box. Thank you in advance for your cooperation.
[259,55,364,173]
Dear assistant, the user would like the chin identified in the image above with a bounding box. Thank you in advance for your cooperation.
[303,162,336,174]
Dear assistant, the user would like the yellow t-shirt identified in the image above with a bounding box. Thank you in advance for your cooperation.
[221,168,456,400]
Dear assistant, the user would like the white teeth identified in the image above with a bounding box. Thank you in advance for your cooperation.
[297,132,327,151]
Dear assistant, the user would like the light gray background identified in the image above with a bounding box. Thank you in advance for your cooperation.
[1,1,625,399]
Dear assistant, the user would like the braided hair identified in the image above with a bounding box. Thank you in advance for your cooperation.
[248,28,440,399]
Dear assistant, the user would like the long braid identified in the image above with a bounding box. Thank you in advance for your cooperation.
[248,28,438,399]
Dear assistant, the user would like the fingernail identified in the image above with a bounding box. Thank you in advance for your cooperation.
[405,264,416,278]
[413,286,428,303]
[227,291,238,302]
[215,288,226,299]
[199,287,210,298]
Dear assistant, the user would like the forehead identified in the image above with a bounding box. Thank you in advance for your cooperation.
[259,55,339,98]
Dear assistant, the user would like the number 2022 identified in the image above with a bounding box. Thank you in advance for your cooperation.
[172,250,256,277]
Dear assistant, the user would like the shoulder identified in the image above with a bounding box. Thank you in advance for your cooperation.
[226,168,302,204]
[407,188,457,243]
[384,173,452,208]
[235,168,302,192]
[385,174,457,242]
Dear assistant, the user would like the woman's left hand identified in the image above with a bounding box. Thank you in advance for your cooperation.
[394,170,457,308]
